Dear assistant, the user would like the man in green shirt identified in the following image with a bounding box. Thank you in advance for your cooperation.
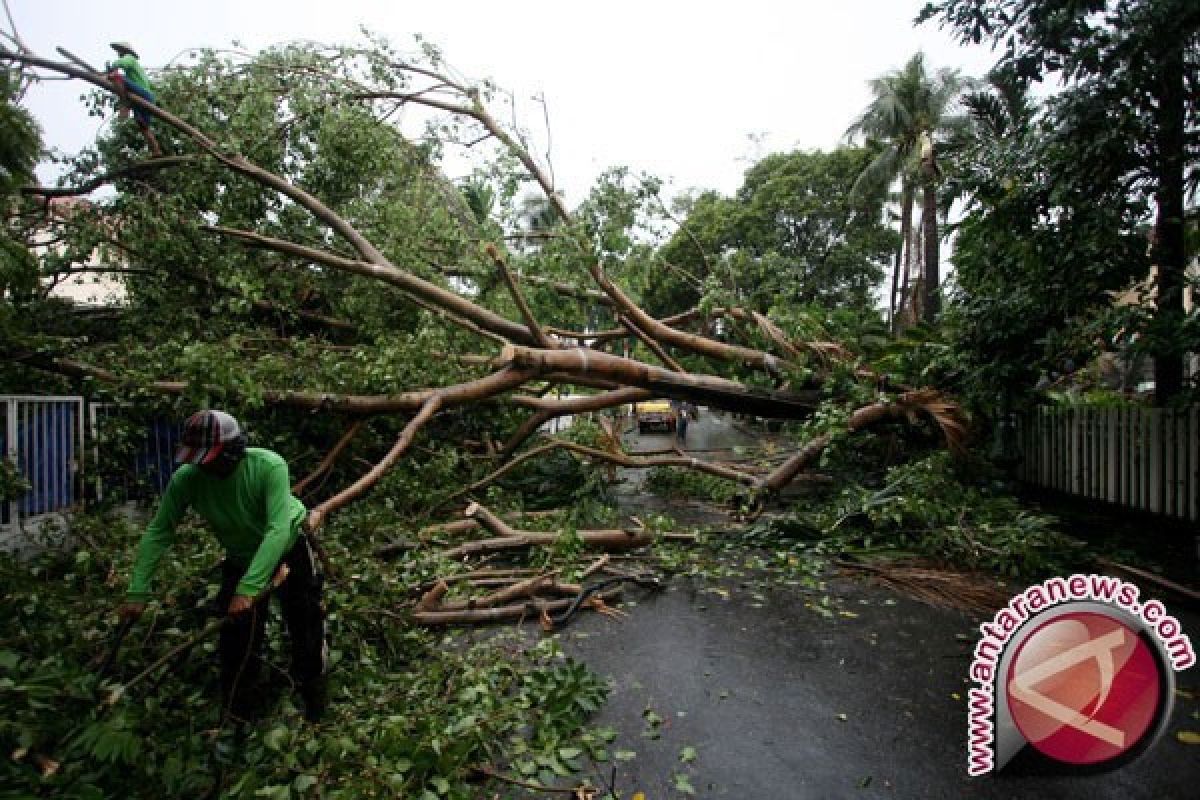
[106,42,162,156]
[118,410,328,721]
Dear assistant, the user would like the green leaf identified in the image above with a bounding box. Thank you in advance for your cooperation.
[679,746,697,764]
[293,774,317,792]
[253,785,291,800]
[263,725,289,752]
[672,772,697,795]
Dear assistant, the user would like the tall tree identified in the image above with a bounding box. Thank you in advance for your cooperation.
[0,68,41,318]
[940,74,1148,409]
[921,0,1200,402]
[658,147,899,316]
[846,52,968,327]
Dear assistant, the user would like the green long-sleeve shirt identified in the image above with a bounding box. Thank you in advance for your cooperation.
[110,54,152,92]
[127,448,307,601]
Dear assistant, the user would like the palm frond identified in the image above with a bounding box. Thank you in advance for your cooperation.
[896,389,969,454]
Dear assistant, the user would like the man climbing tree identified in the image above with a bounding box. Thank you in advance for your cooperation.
[105,41,162,156]
[116,410,328,722]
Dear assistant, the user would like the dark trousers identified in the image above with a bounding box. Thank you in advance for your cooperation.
[215,535,326,706]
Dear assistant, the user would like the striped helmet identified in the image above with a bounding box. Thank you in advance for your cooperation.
[109,42,139,59]
[175,410,242,465]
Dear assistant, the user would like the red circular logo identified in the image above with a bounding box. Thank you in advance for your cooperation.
[1006,611,1162,765]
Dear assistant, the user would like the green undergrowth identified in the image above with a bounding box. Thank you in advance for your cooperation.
[641,449,1081,585]
[642,467,742,506]
[0,512,630,799]
[748,452,1079,579]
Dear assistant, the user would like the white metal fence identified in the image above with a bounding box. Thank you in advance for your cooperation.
[1,396,86,542]
[1017,406,1199,522]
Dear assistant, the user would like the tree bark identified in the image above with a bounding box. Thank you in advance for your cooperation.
[1151,38,1187,405]
[891,183,913,334]
[411,588,621,626]
[437,502,653,559]
[920,133,941,323]
[500,345,817,418]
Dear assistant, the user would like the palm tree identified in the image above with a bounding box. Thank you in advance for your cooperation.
[847,53,968,328]
[459,177,496,226]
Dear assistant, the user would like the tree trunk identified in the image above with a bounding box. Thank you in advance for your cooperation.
[1152,39,1187,405]
[920,135,941,324]
[891,183,914,335]
[895,191,918,333]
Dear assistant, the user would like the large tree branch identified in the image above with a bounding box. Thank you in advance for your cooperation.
[0,49,387,263]
[292,419,365,496]
[485,243,550,347]
[307,398,440,530]
[500,386,651,456]
[206,225,542,346]
[510,386,650,413]
[360,73,818,376]
[620,314,686,373]
[20,156,197,198]
[757,389,967,492]
[499,345,818,418]
[13,352,539,414]
[437,502,652,560]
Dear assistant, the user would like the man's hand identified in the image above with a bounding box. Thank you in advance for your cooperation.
[117,602,145,621]
[227,595,254,616]
[227,564,288,616]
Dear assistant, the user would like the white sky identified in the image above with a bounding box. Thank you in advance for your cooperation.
[12,0,1000,204]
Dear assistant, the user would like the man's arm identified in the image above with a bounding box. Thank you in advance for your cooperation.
[235,460,301,599]
[125,471,190,602]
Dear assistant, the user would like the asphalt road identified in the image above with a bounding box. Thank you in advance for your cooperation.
[554,572,1199,799]
[525,414,1200,799]
[620,407,756,455]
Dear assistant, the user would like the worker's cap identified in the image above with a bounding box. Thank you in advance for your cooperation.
[176,410,242,465]
[109,42,139,59]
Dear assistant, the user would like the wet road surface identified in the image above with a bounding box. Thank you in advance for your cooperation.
[533,412,1200,798]
[555,572,1199,799]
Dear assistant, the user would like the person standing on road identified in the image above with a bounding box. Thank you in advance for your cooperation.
[116,410,328,722]
[676,401,690,444]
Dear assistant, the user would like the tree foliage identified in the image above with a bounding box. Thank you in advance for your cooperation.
[921,0,1200,402]
[656,146,899,316]
[938,73,1150,407]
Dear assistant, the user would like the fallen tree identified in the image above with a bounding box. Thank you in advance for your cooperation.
[0,39,965,589]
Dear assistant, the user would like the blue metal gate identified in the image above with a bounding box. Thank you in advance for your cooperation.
[1,396,85,536]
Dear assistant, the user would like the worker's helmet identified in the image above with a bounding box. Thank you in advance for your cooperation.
[175,410,246,465]
[109,42,139,59]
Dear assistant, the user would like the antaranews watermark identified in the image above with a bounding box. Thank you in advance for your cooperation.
[967,574,1194,776]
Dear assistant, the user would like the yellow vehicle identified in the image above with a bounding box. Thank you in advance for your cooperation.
[635,399,677,434]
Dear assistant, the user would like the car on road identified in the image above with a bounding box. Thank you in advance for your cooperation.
[634,399,677,434]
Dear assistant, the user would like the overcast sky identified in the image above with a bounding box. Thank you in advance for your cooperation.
[11,0,1000,203]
